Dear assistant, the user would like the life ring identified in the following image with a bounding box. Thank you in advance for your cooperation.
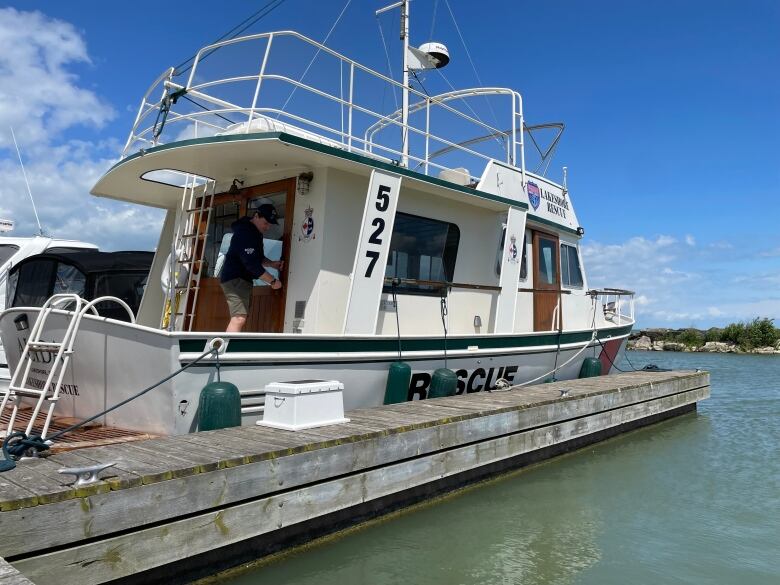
[160,253,190,296]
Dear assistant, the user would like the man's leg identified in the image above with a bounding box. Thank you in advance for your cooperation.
[227,315,247,332]
[222,278,251,332]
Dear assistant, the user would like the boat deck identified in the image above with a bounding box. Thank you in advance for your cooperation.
[0,370,710,585]
[0,408,156,452]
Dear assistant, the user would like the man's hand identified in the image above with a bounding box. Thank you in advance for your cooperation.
[271,279,283,290]
[271,260,285,271]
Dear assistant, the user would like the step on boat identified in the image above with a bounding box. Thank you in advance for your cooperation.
[0,2,635,439]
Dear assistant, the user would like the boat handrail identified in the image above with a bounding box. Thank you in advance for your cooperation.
[588,289,635,326]
[123,30,527,184]
[384,277,501,292]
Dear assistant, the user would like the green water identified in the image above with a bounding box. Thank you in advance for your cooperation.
[218,352,780,585]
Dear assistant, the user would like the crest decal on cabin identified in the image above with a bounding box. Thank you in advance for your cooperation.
[298,206,316,242]
[507,234,519,263]
[527,182,541,211]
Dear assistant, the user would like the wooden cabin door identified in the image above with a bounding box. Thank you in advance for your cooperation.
[532,230,562,331]
[190,178,295,333]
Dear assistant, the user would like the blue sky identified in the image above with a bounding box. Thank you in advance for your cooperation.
[0,0,778,328]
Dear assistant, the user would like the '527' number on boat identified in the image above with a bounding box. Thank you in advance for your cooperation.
[364,184,390,277]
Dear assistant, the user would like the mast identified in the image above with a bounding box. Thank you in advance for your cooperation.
[376,0,410,168]
[400,0,409,168]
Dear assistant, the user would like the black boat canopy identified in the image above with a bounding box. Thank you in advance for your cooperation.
[7,250,154,322]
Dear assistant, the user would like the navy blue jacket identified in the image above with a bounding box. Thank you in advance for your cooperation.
[220,217,267,283]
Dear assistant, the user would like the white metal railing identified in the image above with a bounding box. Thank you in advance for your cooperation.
[589,288,636,327]
[122,31,526,183]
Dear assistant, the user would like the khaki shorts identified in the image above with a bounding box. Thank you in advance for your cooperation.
[221,278,252,317]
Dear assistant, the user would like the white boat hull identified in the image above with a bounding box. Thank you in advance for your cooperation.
[0,307,629,437]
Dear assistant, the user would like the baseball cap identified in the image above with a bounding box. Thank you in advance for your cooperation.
[255,203,279,225]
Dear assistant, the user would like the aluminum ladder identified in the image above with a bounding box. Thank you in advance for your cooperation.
[0,294,135,440]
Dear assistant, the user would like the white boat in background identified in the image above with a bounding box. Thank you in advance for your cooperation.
[0,236,97,390]
[0,2,636,441]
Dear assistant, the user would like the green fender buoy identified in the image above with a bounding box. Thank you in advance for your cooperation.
[198,381,241,431]
[579,357,602,378]
[428,368,457,398]
[384,361,412,404]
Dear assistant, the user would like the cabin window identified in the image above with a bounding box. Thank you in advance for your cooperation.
[537,237,558,285]
[384,212,460,294]
[0,244,19,266]
[6,270,19,306]
[53,263,86,297]
[247,194,285,286]
[93,272,149,322]
[495,227,527,281]
[560,243,584,288]
[11,259,56,307]
[207,202,240,278]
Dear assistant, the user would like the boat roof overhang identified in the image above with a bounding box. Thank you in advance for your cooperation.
[91,132,528,213]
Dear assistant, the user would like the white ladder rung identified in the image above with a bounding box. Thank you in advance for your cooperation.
[8,387,56,399]
[26,342,65,352]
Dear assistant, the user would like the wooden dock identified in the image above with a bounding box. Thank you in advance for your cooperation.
[0,370,709,585]
[0,558,35,585]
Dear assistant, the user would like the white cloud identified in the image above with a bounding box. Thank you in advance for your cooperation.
[0,8,164,250]
[685,234,696,246]
[0,8,113,149]
[582,233,780,328]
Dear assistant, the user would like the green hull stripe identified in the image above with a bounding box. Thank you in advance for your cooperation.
[179,325,632,354]
[113,132,528,211]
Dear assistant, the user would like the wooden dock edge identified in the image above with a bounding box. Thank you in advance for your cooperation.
[0,558,36,585]
[1,372,710,585]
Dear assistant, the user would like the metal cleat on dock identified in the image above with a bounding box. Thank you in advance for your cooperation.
[58,462,117,487]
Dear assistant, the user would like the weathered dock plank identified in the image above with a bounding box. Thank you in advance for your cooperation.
[12,386,708,585]
[0,371,710,585]
[0,558,35,585]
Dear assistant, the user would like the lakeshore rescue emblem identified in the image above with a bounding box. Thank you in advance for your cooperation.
[527,181,541,210]
[298,206,315,242]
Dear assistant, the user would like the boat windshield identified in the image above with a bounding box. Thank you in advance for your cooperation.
[0,244,19,266]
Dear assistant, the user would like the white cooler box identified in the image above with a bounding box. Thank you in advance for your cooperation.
[257,379,350,431]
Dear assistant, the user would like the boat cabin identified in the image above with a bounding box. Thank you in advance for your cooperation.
[6,250,153,323]
[90,31,623,339]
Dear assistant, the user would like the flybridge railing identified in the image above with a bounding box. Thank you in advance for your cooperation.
[122,31,526,184]
[589,288,636,327]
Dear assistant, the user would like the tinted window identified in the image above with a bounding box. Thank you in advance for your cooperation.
[495,228,527,281]
[12,260,56,306]
[0,245,19,266]
[6,270,19,308]
[384,213,460,294]
[560,244,584,288]
[53,263,86,296]
[93,272,149,321]
[537,237,558,285]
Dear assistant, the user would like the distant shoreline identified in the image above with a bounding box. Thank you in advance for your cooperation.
[628,326,780,355]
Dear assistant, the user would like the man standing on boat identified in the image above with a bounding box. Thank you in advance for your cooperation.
[220,204,283,332]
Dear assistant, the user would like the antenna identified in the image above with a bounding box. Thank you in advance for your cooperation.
[376,1,449,168]
[10,127,44,236]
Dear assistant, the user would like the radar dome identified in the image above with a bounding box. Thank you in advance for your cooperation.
[418,42,450,68]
